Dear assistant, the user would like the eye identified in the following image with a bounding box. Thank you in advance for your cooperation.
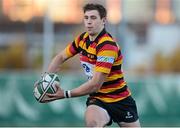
[84,16,88,20]
[91,16,97,20]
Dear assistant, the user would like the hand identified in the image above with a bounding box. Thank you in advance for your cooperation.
[34,80,39,88]
[41,84,65,103]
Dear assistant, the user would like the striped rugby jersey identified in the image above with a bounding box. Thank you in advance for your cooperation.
[65,28,131,103]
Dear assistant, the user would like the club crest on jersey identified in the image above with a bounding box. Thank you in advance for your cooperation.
[97,56,114,63]
[87,54,95,59]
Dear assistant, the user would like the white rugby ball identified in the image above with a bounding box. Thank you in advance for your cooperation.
[33,73,60,103]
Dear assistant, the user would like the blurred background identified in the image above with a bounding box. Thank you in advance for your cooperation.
[0,0,180,127]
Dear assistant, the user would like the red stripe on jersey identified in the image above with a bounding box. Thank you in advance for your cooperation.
[80,56,96,64]
[98,89,130,99]
[80,56,89,62]
[96,62,112,69]
[98,44,118,52]
[90,42,97,48]
[69,45,77,55]
[108,70,123,77]
[77,36,81,43]
[101,79,125,89]
[116,55,123,62]
[98,34,110,41]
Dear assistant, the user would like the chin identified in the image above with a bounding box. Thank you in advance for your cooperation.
[88,32,96,36]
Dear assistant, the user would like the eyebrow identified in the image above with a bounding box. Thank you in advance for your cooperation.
[84,15,97,18]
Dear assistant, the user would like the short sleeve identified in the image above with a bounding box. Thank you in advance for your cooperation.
[95,41,118,74]
[65,41,79,58]
[65,32,85,57]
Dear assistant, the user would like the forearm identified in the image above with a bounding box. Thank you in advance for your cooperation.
[70,80,100,97]
[43,72,107,102]
[47,50,68,73]
[68,72,107,98]
[47,55,63,73]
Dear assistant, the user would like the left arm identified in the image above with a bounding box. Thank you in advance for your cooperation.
[70,71,107,97]
[44,71,107,102]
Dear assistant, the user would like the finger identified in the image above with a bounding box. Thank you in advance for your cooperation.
[46,93,56,97]
[42,97,56,103]
[40,100,49,103]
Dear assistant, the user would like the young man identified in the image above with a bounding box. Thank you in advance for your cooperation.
[42,3,140,127]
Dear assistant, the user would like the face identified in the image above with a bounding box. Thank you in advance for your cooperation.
[84,10,106,36]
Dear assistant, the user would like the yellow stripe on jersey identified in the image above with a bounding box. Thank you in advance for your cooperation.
[65,44,73,57]
[97,50,117,59]
[114,59,123,66]
[77,32,88,50]
[98,36,114,45]
[79,40,85,49]
[95,67,111,74]
[73,32,88,50]
[106,73,124,81]
[85,46,96,54]
[83,32,89,39]
[74,38,79,48]
[98,82,126,93]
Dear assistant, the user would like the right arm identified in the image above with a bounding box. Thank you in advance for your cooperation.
[47,33,83,73]
[47,49,70,73]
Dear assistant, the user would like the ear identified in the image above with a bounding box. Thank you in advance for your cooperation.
[102,17,106,25]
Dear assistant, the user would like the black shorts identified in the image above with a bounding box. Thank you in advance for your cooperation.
[86,96,139,126]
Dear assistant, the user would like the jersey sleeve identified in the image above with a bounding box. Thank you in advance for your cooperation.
[95,41,118,74]
[65,41,79,58]
[65,33,84,58]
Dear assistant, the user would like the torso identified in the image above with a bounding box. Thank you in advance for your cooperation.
[66,29,131,103]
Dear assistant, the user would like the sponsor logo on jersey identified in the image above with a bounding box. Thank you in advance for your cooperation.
[81,61,94,78]
[97,56,114,63]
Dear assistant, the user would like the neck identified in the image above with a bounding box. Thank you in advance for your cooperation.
[89,34,98,41]
[89,27,104,41]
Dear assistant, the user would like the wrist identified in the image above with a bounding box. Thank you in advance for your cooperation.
[63,90,71,98]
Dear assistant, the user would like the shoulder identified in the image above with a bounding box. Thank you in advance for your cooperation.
[98,32,116,45]
[76,32,88,41]
[96,33,118,51]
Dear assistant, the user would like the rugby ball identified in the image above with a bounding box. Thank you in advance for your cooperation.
[33,73,60,103]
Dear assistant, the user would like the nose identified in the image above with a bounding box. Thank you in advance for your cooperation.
[87,18,92,24]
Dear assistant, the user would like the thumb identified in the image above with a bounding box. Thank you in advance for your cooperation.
[55,84,60,90]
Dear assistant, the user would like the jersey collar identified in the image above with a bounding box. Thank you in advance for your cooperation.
[85,28,107,49]
[87,28,107,43]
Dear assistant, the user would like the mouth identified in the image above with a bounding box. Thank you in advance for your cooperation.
[87,26,93,29]
[87,27,93,31]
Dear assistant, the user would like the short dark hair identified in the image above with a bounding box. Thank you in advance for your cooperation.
[83,3,107,19]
